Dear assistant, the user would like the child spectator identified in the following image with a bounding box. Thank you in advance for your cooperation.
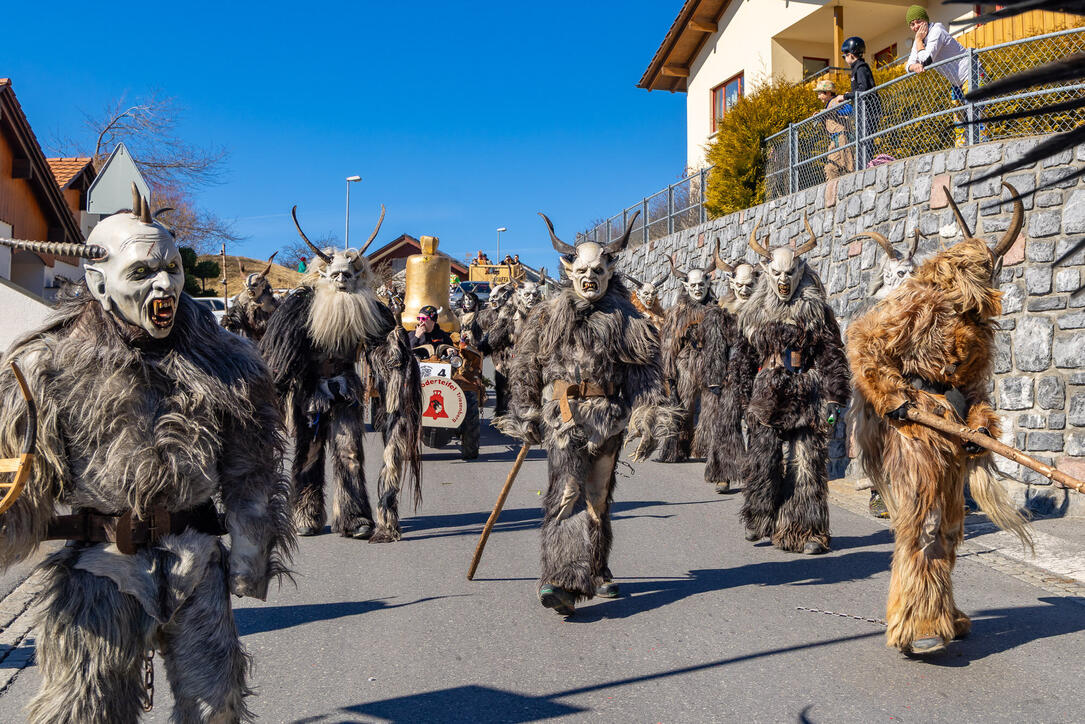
[814,79,854,180]
[834,37,881,166]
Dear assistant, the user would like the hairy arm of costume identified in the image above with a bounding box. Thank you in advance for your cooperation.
[658,307,681,383]
[372,320,423,510]
[480,311,515,356]
[846,305,914,417]
[621,316,682,460]
[258,288,314,396]
[221,305,243,335]
[957,328,1002,439]
[218,355,296,600]
[813,312,852,408]
[0,345,62,570]
[498,306,544,444]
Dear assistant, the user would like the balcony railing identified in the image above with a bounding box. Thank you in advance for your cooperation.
[579,167,710,247]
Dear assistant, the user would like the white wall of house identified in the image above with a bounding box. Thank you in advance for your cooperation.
[683,1,974,170]
[0,277,52,354]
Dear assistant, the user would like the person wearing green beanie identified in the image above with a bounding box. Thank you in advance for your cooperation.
[905,4,987,146]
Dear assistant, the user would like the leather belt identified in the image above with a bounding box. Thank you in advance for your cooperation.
[552,380,616,423]
[45,499,226,555]
[762,348,804,372]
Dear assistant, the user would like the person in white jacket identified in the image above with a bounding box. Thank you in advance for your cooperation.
[905,5,986,146]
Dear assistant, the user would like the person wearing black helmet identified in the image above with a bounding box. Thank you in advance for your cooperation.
[833,36,880,166]
[412,304,455,348]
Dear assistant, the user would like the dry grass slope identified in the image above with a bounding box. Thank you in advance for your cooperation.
[196,254,305,297]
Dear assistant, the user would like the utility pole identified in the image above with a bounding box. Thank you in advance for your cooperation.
[221,243,228,310]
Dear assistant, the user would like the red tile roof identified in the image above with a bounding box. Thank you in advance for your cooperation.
[46,157,93,189]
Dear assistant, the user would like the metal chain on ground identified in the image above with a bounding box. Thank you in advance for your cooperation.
[142,649,155,712]
[615,460,636,479]
[796,605,887,627]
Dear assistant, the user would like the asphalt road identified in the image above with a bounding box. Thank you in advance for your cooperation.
[0,417,1083,723]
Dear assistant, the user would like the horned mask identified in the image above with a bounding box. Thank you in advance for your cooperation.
[669,241,721,303]
[748,214,818,302]
[540,210,639,302]
[292,204,385,294]
[850,229,920,298]
[711,240,756,305]
[944,182,1025,283]
[0,184,183,339]
[625,270,668,308]
[457,284,479,312]
[241,252,279,312]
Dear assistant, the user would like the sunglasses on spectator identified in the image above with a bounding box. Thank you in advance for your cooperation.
[417,315,433,322]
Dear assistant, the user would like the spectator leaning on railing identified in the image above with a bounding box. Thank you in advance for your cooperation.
[905,5,986,147]
[815,79,855,180]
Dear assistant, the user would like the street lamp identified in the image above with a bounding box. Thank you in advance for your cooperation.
[496,227,507,261]
[345,175,362,247]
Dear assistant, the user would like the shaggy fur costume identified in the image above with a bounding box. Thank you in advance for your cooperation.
[694,294,754,489]
[737,267,850,552]
[500,277,679,603]
[0,290,294,723]
[847,237,1032,652]
[656,287,715,462]
[222,286,277,342]
[260,285,422,542]
[479,286,534,417]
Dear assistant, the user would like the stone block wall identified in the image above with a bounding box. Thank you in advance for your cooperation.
[618,137,1085,516]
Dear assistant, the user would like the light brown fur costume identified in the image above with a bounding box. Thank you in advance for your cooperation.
[630,292,664,329]
[847,185,1032,654]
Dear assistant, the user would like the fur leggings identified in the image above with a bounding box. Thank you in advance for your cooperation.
[539,435,621,602]
[292,403,377,536]
[698,388,745,485]
[879,433,971,650]
[655,381,699,463]
[740,422,830,551]
[29,547,250,724]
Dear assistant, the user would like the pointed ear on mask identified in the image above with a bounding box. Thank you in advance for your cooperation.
[84,266,112,311]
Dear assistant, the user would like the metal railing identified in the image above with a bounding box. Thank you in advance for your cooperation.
[765,27,1085,199]
[579,167,710,247]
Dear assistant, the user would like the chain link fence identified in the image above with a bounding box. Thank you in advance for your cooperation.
[580,168,709,247]
[765,27,1085,199]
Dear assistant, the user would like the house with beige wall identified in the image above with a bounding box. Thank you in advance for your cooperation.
[639,1,1002,171]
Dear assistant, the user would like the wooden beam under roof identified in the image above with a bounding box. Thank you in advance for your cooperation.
[690,18,717,33]
[662,64,690,78]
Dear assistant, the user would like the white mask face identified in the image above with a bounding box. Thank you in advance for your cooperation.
[880,258,915,294]
[637,283,657,307]
[762,247,803,301]
[683,269,710,303]
[560,242,613,302]
[730,263,756,301]
[84,213,185,339]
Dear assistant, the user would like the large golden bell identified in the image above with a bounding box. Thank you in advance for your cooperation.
[401,235,460,332]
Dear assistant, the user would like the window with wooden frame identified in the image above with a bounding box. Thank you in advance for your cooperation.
[874,43,898,68]
[802,57,829,79]
[711,72,743,133]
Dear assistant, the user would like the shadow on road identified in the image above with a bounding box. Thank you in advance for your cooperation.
[297,630,882,723]
[235,595,457,636]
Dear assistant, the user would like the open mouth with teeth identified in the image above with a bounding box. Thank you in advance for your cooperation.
[149,297,176,329]
[777,282,791,298]
[581,280,599,293]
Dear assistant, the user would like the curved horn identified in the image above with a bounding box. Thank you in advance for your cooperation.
[139,195,152,224]
[943,185,973,238]
[291,205,331,263]
[131,182,141,215]
[908,228,920,259]
[604,209,641,255]
[624,273,643,287]
[714,239,734,273]
[992,182,1025,258]
[153,207,174,220]
[650,269,668,287]
[849,231,897,260]
[668,253,687,282]
[538,213,577,255]
[261,251,278,277]
[794,213,818,256]
[748,218,771,259]
[358,204,386,255]
[0,237,107,260]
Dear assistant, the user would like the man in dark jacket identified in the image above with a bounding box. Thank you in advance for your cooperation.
[834,36,880,166]
[412,304,455,348]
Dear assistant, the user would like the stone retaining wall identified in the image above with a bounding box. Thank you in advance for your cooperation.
[618,137,1085,516]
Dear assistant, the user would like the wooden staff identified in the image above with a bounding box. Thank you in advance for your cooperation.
[903,406,1085,494]
[467,443,530,580]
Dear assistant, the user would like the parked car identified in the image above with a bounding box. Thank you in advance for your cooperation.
[193,297,227,323]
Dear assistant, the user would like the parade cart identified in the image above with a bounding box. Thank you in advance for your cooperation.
[413,342,483,460]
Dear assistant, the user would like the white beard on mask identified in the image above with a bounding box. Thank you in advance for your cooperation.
[307,283,385,354]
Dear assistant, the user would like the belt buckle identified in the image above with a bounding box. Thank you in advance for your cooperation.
[115,510,138,555]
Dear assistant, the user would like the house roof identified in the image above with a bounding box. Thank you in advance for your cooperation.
[638,0,733,93]
[46,157,94,189]
[367,233,470,276]
[0,79,85,263]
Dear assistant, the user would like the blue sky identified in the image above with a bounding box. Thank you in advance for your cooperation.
[5,1,686,269]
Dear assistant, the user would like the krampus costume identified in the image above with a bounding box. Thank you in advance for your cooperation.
[260,206,422,542]
[222,253,280,342]
[0,189,294,723]
[696,253,757,494]
[738,217,850,554]
[499,211,678,616]
[625,271,667,329]
[479,279,541,416]
[655,250,719,463]
[847,184,1032,656]
[456,284,483,345]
